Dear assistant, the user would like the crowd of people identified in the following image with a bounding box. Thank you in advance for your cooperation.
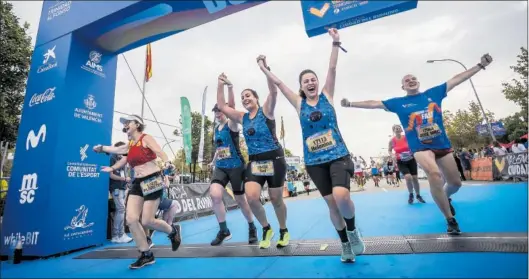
[95,28,496,269]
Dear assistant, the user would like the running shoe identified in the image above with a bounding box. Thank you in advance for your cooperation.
[347,229,366,255]
[447,218,461,235]
[248,227,258,244]
[211,230,232,246]
[408,193,414,204]
[259,227,274,249]
[129,251,155,269]
[168,223,182,251]
[340,242,355,263]
[416,195,426,203]
[276,230,290,248]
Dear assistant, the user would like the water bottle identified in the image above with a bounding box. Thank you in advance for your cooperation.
[8,240,16,264]
[13,240,22,264]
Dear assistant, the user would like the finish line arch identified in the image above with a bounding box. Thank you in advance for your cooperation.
[2,0,417,257]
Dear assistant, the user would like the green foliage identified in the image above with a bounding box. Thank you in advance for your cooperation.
[502,47,528,119]
[444,100,495,148]
[173,112,213,174]
[0,1,33,142]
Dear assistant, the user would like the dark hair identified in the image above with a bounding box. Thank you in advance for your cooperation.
[114,141,126,147]
[298,69,318,99]
[241,88,260,106]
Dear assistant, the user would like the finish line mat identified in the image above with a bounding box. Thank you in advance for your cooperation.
[75,232,527,259]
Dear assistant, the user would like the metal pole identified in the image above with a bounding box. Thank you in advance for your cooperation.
[0,141,6,178]
[426,58,497,142]
[140,47,148,119]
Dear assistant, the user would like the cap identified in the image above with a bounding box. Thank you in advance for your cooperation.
[119,114,144,125]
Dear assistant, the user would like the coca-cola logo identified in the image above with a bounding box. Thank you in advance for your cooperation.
[29,87,56,107]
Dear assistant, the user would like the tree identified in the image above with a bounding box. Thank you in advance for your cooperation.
[443,100,495,148]
[0,1,33,143]
[501,112,528,142]
[502,47,528,120]
[284,148,293,157]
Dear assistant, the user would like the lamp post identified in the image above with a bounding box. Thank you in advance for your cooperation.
[426,58,497,142]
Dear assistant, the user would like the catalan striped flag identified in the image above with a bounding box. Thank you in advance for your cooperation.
[145,43,152,82]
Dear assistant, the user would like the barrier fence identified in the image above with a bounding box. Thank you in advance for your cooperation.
[471,153,528,181]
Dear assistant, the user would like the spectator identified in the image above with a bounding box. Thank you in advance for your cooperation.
[459,148,472,181]
[512,138,527,154]
[492,141,506,156]
[109,141,133,244]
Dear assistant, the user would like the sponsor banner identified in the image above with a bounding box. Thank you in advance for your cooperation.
[476,122,506,137]
[470,157,493,181]
[492,153,528,181]
[166,183,238,219]
[300,1,419,37]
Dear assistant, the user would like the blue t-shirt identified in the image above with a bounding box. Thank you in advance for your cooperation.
[300,93,349,166]
[382,83,451,152]
[214,123,243,169]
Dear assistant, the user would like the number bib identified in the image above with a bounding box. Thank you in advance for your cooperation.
[417,123,442,143]
[400,151,413,161]
[251,160,274,176]
[216,147,232,160]
[140,176,164,196]
[306,129,336,153]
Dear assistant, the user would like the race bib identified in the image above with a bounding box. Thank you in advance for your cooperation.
[140,176,164,196]
[216,147,232,160]
[251,160,274,176]
[417,123,442,143]
[400,151,413,161]
[306,129,336,153]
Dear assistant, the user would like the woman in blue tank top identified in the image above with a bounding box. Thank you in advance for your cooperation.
[255,28,364,263]
[208,92,258,246]
[215,72,289,249]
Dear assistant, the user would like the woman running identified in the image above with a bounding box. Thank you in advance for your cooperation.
[370,160,380,187]
[209,98,258,246]
[256,28,364,263]
[341,53,493,234]
[93,114,181,269]
[389,124,425,204]
[216,72,289,249]
[386,157,397,186]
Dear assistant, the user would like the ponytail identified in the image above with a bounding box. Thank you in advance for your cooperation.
[299,89,306,99]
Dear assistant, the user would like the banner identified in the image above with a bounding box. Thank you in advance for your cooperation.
[300,1,418,37]
[470,157,493,181]
[476,122,506,137]
[197,86,208,163]
[492,153,528,181]
[166,183,238,220]
[180,97,193,165]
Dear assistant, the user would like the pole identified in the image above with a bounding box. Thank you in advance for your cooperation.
[427,58,497,142]
[0,141,6,177]
[140,46,148,119]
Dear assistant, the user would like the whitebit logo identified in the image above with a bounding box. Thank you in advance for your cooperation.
[26,124,47,150]
[19,173,38,204]
[80,144,89,161]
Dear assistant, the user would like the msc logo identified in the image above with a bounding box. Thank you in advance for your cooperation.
[203,0,247,14]
[26,124,47,150]
[19,173,38,204]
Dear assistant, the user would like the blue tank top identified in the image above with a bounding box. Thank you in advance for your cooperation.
[214,122,243,169]
[300,93,349,166]
[242,108,280,155]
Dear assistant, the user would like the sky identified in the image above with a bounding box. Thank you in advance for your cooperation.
[10,1,528,161]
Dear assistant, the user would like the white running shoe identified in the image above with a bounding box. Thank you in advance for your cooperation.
[119,234,133,243]
[111,236,121,243]
[340,242,355,263]
[347,229,366,255]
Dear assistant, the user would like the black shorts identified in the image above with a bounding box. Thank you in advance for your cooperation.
[416,148,453,159]
[128,172,164,201]
[245,149,287,189]
[397,158,418,176]
[305,155,354,197]
[211,165,245,195]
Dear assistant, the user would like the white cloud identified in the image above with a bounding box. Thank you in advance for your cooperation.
[9,1,528,161]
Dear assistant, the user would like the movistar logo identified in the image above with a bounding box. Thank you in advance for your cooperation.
[26,124,47,150]
[203,0,247,14]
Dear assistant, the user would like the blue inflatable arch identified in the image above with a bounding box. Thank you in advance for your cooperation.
[3,0,417,257]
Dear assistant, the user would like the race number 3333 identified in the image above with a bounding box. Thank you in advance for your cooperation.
[306,129,336,153]
[251,160,274,176]
[140,176,164,196]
